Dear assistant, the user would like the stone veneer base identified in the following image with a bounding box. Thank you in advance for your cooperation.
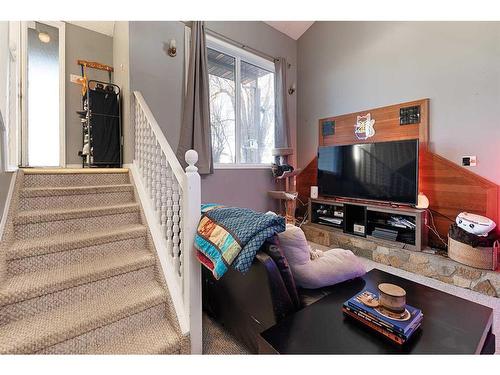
[302,223,500,298]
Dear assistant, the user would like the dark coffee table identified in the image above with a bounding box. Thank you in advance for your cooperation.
[259,269,495,354]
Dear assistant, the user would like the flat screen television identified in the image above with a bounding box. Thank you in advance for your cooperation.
[317,139,419,205]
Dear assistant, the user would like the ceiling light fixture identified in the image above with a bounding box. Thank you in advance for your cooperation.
[38,32,50,43]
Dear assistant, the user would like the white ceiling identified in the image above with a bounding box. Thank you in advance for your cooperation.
[67,21,115,37]
[264,21,314,40]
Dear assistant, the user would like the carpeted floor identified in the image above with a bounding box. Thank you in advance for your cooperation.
[202,313,250,354]
[202,242,499,354]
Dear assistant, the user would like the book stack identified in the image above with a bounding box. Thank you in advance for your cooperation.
[342,290,423,345]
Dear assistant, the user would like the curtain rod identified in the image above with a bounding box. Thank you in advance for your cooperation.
[182,21,292,67]
[204,28,278,63]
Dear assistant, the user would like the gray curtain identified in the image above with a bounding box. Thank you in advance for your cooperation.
[177,21,213,174]
[274,57,290,150]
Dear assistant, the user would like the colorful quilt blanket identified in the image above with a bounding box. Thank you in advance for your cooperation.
[195,204,286,279]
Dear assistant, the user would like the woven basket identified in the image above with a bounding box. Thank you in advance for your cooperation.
[448,237,499,270]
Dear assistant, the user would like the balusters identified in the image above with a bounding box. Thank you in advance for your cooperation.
[172,180,181,276]
[160,153,168,236]
[165,166,174,259]
[155,146,162,221]
[178,192,183,280]
[140,111,146,175]
[136,105,142,171]
[146,128,153,193]
[138,110,142,172]
[141,118,148,181]
[134,103,139,163]
[134,95,201,296]
[151,140,158,202]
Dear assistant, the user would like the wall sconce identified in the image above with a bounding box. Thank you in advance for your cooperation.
[168,39,177,57]
[288,83,296,95]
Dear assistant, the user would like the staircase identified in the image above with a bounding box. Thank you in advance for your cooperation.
[0,168,189,354]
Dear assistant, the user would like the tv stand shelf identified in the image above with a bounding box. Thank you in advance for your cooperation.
[308,197,428,251]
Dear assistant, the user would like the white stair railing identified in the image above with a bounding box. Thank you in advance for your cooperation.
[132,91,202,354]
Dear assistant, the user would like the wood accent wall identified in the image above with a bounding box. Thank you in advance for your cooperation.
[296,99,499,248]
[420,150,499,245]
[319,99,429,148]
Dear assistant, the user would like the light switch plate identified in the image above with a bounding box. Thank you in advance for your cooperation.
[462,156,477,167]
[70,74,83,84]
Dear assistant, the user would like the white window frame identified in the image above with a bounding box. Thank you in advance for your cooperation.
[205,35,275,170]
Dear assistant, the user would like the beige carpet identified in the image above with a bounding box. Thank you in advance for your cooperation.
[202,313,250,354]
[0,169,187,354]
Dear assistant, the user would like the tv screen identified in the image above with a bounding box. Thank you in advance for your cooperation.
[317,140,419,205]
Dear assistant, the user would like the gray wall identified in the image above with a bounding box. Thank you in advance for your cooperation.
[130,21,185,152]
[65,23,113,165]
[297,21,500,186]
[129,21,297,212]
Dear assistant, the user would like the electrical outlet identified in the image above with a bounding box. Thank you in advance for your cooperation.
[462,156,477,167]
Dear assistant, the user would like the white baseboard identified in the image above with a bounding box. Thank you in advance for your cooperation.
[0,171,17,241]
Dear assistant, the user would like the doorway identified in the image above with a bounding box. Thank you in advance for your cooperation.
[20,21,65,167]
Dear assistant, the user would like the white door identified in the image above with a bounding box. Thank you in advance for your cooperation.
[20,21,65,167]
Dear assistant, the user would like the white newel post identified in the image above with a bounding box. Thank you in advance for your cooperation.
[183,150,202,355]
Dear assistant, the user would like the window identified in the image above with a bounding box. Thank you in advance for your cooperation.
[207,36,275,167]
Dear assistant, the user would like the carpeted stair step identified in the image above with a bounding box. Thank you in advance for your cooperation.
[0,168,186,354]
[7,223,147,262]
[22,168,130,188]
[6,224,148,275]
[19,184,135,211]
[88,318,182,354]
[13,203,141,240]
[0,248,155,307]
[46,305,183,354]
[0,264,156,326]
[0,280,167,354]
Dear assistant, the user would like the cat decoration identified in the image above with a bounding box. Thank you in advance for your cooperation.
[354,113,376,140]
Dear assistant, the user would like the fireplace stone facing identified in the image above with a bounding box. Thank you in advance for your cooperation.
[302,223,500,298]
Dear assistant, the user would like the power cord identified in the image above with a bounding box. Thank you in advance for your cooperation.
[294,196,309,227]
[298,209,309,228]
[425,208,448,248]
[428,208,455,223]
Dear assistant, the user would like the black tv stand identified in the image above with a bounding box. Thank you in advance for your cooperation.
[308,197,428,251]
